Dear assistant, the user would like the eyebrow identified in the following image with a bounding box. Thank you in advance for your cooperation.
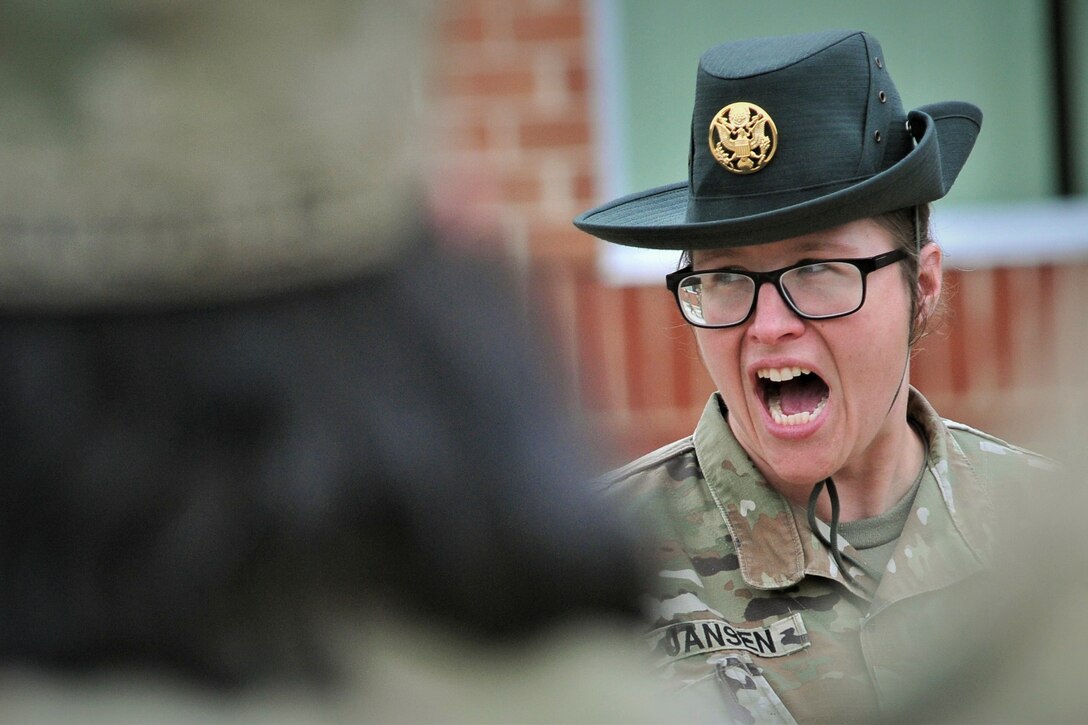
[695,236,853,269]
[795,238,839,253]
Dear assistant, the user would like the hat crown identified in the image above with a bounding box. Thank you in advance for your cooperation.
[687,30,912,222]
[700,29,864,78]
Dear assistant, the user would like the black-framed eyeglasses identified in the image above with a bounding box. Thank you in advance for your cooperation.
[665,249,908,329]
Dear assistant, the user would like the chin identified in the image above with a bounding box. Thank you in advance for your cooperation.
[764,451,839,488]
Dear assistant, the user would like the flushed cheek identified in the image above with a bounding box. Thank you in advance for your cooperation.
[694,332,741,388]
[694,332,758,427]
[835,334,909,433]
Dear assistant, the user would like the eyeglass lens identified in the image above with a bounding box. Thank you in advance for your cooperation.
[677,262,865,326]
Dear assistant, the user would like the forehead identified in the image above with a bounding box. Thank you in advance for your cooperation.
[692,218,893,269]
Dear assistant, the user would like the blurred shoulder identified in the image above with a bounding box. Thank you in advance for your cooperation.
[943,418,1060,480]
[0,616,719,725]
[597,437,699,496]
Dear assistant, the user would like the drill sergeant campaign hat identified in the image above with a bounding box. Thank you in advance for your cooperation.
[0,0,431,310]
[574,29,982,249]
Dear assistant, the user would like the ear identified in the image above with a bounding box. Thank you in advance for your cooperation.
[916,243,943,324]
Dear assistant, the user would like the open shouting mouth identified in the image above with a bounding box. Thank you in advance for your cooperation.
[757,367,830,426]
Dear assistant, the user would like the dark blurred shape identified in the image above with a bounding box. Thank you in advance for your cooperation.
[0,244,646,688]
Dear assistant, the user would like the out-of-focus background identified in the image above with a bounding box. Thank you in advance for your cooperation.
[431,0,1088,469]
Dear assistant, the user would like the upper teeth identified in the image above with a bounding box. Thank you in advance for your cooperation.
[757,367,811,382]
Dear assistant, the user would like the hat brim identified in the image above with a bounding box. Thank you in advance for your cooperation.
[574,101,981,250]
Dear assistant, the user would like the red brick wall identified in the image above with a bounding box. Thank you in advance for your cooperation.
[435,0,1088,470]
[434,0,597,266]
[914,264,1088,457]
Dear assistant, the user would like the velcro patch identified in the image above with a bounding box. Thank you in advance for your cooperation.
[648,613,808,664]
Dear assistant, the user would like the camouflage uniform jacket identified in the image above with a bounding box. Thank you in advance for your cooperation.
[605,388,1055,723]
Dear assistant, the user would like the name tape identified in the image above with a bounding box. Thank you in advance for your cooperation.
[647,613,809,664]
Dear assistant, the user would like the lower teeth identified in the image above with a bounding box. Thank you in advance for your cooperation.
[768,395,826,426]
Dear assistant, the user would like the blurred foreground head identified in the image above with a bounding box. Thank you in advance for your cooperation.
[0,0,644,689]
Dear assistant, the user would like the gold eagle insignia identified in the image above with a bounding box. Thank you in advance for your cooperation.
[709,102,778,174]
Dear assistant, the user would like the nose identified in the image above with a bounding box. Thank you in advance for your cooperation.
[747,281,805,344]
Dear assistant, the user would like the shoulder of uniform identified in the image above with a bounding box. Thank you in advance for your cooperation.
[942,418,1060,472]
[596,436,696,492]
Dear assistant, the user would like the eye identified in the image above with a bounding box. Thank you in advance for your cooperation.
[705,271,749,287]
[794,262,833,276]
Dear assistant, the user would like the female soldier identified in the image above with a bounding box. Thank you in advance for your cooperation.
[575,29,1055,722]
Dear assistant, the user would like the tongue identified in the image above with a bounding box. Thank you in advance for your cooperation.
[778,377,828,415]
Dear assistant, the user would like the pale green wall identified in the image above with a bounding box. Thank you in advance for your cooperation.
[615,0,1077,203]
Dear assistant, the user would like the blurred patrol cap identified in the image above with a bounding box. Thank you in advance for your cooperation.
[0,0,433,310]
[574,29,982,250]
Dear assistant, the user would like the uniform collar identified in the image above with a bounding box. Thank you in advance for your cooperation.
[693,389,991,600]
[867,391,993,612]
